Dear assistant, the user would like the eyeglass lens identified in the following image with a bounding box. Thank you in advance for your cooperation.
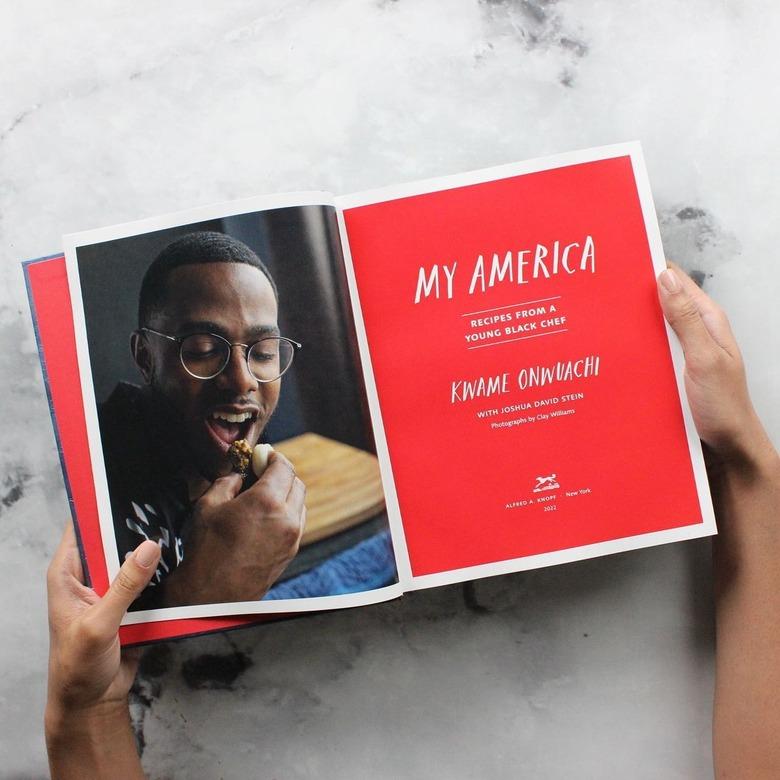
[179,334,294,381]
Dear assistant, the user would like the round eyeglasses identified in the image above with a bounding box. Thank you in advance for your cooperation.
[140,327,301,383]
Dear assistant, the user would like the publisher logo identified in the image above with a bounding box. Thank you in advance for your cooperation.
[532,473,559,493]
[505,474,591,511]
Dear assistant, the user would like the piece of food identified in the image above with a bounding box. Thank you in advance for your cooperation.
[251,443,274,477]
[228,439,253,475]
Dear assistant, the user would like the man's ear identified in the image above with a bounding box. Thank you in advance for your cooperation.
[130,330,154,384]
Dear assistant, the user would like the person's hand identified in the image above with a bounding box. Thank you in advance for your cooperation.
[45,522,160,778]
[47,523,161,718]
[656,262,772,466]
[660,272,780,777]
[159,451,306,606]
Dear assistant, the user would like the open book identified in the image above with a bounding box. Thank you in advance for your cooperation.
[24,142,716,646]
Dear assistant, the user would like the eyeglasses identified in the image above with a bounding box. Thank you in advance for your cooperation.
[140,327,301,383]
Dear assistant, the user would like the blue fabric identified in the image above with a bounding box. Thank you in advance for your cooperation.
[264,529,397,599]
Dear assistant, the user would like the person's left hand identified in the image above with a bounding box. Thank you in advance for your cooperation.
[45,522,161,727]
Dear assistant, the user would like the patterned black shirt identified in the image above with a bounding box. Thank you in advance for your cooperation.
[99,382,191,611]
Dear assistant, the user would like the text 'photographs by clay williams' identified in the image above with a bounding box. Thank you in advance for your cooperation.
[25,142,715,644]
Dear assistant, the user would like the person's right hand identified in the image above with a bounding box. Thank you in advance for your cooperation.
[160,451,306,606]
[656,262,772,465]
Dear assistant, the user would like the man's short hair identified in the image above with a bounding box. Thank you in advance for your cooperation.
[138,231,278,327]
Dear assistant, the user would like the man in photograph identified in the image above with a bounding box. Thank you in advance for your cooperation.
[98,231,306,610]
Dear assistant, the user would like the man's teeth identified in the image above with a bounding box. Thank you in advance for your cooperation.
[211,411,253,424]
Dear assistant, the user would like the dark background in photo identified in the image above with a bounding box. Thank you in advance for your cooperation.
[76,205,373,453]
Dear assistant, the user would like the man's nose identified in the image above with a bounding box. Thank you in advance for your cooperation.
[216,345,258,394]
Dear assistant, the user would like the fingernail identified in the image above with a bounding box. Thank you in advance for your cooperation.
[660,268,681,293]
[134,540,160,568]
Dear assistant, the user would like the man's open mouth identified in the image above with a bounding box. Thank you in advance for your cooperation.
[204,409,258,450]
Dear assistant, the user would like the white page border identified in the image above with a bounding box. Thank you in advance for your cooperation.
[121,584,403,625]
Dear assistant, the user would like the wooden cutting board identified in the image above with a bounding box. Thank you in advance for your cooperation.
[274,432,386,546]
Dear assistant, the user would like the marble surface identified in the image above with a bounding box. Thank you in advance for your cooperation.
[2,1,779,777]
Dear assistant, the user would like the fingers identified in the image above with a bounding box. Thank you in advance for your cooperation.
[657,266,718,358]
[296,505,307,546]
[288,475,306,516]
[87,540,161,636]
[665,262,738,355]
[279,475,307,546]
[47,521,85,591]
[245,450,297,507]
[120,646,145,677]
[197,472,244,509]
[241,452,305,543]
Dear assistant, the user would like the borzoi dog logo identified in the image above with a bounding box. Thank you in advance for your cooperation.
[532,473,560,493]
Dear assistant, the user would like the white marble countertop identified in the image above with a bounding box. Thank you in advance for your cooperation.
[2,1,779,777]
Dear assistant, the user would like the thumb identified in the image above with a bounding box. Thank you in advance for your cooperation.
[197,472,244,508]
[91,540,161,633]
[657,267,716,359]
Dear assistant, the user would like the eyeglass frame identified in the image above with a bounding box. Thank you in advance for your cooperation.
[138,327,302,383]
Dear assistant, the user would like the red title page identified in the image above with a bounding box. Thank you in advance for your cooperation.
[344,154,705,579]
